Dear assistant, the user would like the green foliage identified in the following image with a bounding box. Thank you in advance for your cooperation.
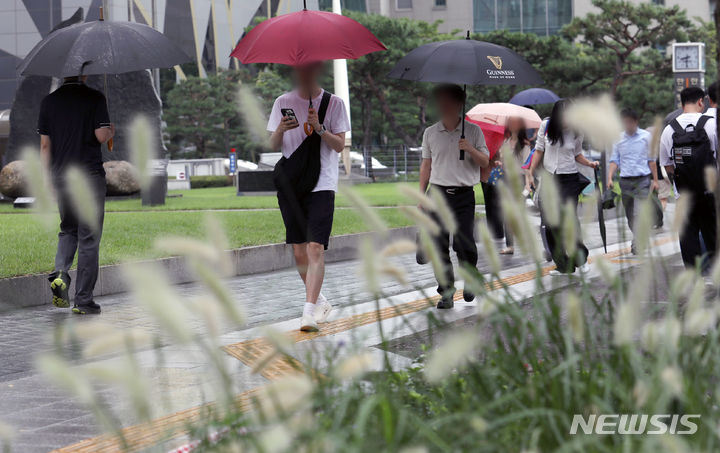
[164,71,264,161]
[564,0,696,96]
[189,175,233,189]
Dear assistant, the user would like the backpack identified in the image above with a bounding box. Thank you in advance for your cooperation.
[273,91,332,199]
[671,115,715,194]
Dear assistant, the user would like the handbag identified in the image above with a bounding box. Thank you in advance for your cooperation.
[273,91,332,198]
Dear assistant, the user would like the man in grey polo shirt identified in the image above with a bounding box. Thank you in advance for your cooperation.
[419,84,489,309]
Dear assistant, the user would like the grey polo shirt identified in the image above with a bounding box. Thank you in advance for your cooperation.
[421,120,488,187]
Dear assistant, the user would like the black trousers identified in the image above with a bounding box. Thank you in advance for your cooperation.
[541,173,589,273]
[481,182,504,240]
[431,186,479,296]
[679,192,717,272]
[52,174,106,305]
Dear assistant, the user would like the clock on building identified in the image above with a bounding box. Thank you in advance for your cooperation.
[672,43,705,72]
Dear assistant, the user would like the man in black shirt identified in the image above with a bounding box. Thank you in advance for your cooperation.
[38,76,114,314]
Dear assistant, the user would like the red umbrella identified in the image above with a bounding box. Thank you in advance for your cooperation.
[230,2,386,66]
[466,117,505,159]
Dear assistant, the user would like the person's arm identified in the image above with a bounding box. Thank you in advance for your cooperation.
[649,160,659,192]
[575,153,600,168]
[419,158,432,196]
[269,116,299,151]
[607,161,618,189]
[40,135,51,170]
[94,124,115,144]
[459,137,489,168]
[659,126,675,182]
[307,107,345,153]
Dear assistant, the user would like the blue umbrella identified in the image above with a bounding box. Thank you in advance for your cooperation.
[509,88,559,106]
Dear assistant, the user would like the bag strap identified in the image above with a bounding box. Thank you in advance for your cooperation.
[670,119,685,135]
[697,115,711,131]
[318,91,332,125]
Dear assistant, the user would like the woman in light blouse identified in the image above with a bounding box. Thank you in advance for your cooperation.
[528,100,599,275]
[497,116,533,255]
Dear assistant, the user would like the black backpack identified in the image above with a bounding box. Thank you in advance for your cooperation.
[273,91,332,199]
[671,115,716,194]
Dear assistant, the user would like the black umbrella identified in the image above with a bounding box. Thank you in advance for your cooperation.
[594,166,608,253]
[388,32,543,160]
[17,11,190,78]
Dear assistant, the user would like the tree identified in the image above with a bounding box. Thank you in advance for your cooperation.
[165,72,256,160]
[564,0,695,96]
[345,12,454,147]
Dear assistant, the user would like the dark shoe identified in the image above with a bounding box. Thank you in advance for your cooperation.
[48,271,71,308]
[72,302,102,315]
[436,296,454,309]
[463,289,475,302]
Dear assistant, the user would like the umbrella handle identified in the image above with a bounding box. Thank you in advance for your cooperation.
[460,85,466,160]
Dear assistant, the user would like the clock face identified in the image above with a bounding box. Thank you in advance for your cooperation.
[675,45,700,71]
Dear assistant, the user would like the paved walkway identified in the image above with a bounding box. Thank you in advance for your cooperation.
[0,204,681,453]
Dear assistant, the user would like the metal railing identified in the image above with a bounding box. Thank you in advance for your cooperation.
[353,145,423,182]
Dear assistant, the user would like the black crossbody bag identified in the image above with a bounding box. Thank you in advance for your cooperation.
[273,91,332,198]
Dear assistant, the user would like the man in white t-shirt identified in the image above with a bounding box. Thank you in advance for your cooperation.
[707,80,718,119]
[267,62,350,332]
[659,86,718,271]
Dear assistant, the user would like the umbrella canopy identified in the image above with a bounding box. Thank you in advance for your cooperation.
[509,88,560,106]
[466,103,542,129]
[230,9,386,65]
[386,38,543,86]
[465,117,505,159]
[18,19,190,78]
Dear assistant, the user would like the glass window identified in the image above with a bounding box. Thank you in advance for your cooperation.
[474,0,572,36]
[318,0,367,11]
[396,0,413,10]
[435,0,447,7]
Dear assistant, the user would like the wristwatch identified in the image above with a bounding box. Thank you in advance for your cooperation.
[317,125,326,136]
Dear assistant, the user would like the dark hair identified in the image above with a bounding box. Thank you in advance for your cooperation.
[620,108,639,121]
[432,84,466,104]
[680,86,705,106]
[708,81,718,104]
[546,99,568,146]
[504,120,529,156]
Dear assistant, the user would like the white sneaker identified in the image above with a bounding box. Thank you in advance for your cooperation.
[314,300,333,323]
[549,269,572,276]
[300,315,319,332]
[578,263,591,274]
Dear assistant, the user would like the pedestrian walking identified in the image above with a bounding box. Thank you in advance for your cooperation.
[267,62,350,332]
[419,84,490,309]
[495,116,533,255]
[39,75,114,314]
[607,108,659,254]
[528,100,599,275]
[707,80,718,119]
[659,86,718,272]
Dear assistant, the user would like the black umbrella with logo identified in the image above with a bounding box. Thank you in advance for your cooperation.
[387,33,543,159]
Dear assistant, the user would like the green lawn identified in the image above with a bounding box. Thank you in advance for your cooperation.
[0,208,413,278]
[0,183,486,278]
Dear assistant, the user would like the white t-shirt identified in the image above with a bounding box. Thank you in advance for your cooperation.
[659,112,718,168]
[267,89,350,192]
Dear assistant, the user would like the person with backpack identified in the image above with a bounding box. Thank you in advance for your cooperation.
[659,86,718,271]
[267,62,350,332]
[529,100,599,275]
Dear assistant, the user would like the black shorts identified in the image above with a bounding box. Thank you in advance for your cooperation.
[277,190,335,249]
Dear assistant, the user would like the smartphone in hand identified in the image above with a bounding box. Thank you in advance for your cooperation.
[281,108,298,124]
